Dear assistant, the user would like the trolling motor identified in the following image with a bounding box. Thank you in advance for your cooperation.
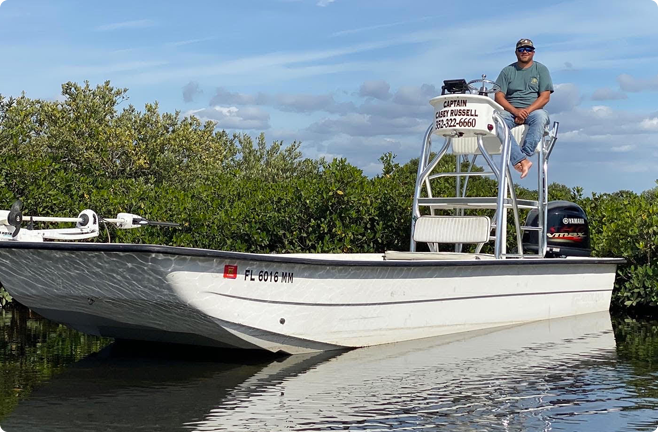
[0,201,24,238]
[112,213,180,229]
[0,204,179,242]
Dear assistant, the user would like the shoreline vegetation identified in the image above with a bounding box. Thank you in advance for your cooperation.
[0,82,656,313]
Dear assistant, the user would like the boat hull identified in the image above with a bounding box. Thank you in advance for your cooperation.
[0,243,622,354]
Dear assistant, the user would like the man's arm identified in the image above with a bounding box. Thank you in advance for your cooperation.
[494,92,519,117]
[493,68,516,114]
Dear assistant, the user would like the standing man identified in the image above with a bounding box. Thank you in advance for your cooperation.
[494,38,554,179]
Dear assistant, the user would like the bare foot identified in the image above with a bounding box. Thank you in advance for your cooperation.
[514,162,523,173]
[519,159,533,179]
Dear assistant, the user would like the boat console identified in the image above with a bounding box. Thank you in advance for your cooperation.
[410,75,560,259]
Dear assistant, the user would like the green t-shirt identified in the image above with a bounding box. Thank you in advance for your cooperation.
[495,61,554,108]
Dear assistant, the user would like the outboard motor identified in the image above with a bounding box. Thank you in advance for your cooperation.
[522,201,591,257]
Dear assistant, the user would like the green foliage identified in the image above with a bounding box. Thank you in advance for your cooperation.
[0,82,231,189]
[0,82,423,255]
[579,191,658,311]
[0,285,10,309]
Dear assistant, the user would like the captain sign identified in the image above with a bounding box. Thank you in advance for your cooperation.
[443,99,468,108]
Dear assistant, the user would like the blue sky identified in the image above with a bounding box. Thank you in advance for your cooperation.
[1,0,657,193]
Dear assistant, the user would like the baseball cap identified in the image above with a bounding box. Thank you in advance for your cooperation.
[516,39,534,49]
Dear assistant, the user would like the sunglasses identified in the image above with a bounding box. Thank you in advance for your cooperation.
[517,47,535,53]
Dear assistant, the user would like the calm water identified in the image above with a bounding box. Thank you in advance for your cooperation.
[1,309,658,431]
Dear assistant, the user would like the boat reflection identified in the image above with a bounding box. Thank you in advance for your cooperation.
[1,346,340,431]
[3,312,617,431]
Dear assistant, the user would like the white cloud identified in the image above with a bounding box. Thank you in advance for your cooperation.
[165,37,217,48]
[179,79,658,192]
[640,118,658,131]
[591,88,627,101]
[610,145,634,152]
[358,80,391,100]
[186,106,270,130]
[550,105,658,158]
[547,83,581,114]
[590,105,614,117]
[306,113,427,137]
[358,99,428,120]
[393,84,439,106]
[234,81,430,139]
[209,88,266,106]
[303,134,416,175]
[362,162,384,175]
[116,4,658,87]
[0,0,7,7]
[277,94,355,114]
[208,88,355,114]
[617,73,658,92]
[95,19,156,32]
[317,0,335,6]
[182,81,202,103]
[4,0,658,194]
[269,129,302,143]
[175,79,658,187]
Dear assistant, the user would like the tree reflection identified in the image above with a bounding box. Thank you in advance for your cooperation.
[612,316,658,400]
[0,307,110,421]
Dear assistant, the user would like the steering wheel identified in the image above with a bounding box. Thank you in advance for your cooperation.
[467,75,501,96]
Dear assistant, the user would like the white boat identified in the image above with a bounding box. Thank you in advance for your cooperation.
[0,76,623,354]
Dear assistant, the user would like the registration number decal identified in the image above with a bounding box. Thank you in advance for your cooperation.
[244,269,294,284]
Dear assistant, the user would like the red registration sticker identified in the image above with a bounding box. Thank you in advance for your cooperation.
[223,265,238,279]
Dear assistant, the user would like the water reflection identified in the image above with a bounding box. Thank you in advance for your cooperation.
[1,311,658,431]
[189,312,623,432]
[0,309,110,422]
[3,345,337,431]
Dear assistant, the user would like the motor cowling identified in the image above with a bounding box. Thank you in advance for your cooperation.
[522,201,591,257]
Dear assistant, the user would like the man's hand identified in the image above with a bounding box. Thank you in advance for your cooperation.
[514,116,524,124]
[517,108,530,120]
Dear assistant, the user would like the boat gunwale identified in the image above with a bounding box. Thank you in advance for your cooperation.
[0,242,626,268]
